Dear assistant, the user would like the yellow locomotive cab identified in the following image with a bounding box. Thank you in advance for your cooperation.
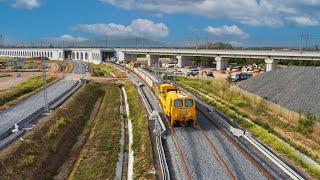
[158,85,196,127]
[157,84,177,107]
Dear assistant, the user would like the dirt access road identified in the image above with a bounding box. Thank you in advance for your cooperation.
[0,72,42,92]
[0,62,61,92]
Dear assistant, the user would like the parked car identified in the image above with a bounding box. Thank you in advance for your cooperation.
[186,69,199,76]
[174,70,183,75]
[231,73,252,82]
[207,71,214,77]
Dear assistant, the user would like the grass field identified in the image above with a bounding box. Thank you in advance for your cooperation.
[50,60,74,73]
[125,84,155,179]
[177,77,320,178]
[69,83,122,179]
[0,73,12,78]
[0,75,56,107]
[91,64,127,78]
[0,82,105,180]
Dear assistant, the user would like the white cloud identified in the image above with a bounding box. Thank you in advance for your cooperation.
[73,19,169,39]
[47,35,89,43]
[205,25,249,39]
[11,0,40,9]
[100,0,320,27]
[286,16,319,26]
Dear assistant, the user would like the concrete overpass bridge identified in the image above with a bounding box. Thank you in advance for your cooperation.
[118,48,320,71]
[1,47,320,71]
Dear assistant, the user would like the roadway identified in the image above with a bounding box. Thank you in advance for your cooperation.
[0,61,86,140]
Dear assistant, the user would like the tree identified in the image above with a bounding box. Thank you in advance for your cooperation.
[198,42,233,50]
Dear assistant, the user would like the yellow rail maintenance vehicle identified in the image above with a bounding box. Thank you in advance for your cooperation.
[130,61,141,70]
[157,83,197,127]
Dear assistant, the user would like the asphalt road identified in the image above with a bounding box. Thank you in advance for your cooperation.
[0,61,86,136]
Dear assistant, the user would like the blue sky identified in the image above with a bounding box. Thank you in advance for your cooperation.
[1,0,320,47]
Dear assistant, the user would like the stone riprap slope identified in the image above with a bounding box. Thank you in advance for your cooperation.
[237,66,320,117]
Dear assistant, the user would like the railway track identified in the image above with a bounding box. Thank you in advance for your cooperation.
[196,108,273,179]
[0,61,87,151]
[196,124,237,180]
[109,62,305,180]
[179,81,305,180]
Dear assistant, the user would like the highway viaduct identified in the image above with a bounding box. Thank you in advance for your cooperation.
[1,48,320,71]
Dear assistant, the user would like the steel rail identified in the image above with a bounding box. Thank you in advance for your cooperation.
[113,63,304,180]
[136,86,170,180]
[109,62,170,180]
[177,83,304,180]
[196,108,274,180]
[196,124,237,180]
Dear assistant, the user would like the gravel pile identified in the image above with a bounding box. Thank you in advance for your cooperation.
[237,66,320,117]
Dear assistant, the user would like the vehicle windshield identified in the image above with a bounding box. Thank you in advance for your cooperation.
[185,99,193,107]
[174,100,183,107]
[167,89,176,92]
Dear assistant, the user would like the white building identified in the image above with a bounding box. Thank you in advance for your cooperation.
[0,48,116,64]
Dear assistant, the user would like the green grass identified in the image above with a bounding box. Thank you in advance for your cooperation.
[0,76,56,107]
[51,60,74,73]
[0,73,12,78]
[90,64,113,77]
[70,83,121,180]
[90,64,126,78]
[177,77,320,178]
[0,82,105,180]
[125,84,155,179]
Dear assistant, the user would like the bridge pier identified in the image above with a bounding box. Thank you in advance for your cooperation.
[176,55,191,68]
[265,58,278,72]
[147,54,160,66]
[215,57,229,71]
[124,53,137,62]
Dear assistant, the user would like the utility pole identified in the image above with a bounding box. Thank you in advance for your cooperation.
[41,55,49,113]
[195,35,199,50]
[135,37,138,48]
[299,32,304,53]
[305,32,309,50]
[0,34,3,47]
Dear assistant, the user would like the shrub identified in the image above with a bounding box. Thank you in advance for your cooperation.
[226,74,232,84]
[298,113,316,135]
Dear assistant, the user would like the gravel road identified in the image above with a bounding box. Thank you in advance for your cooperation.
[0,61,86,136]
